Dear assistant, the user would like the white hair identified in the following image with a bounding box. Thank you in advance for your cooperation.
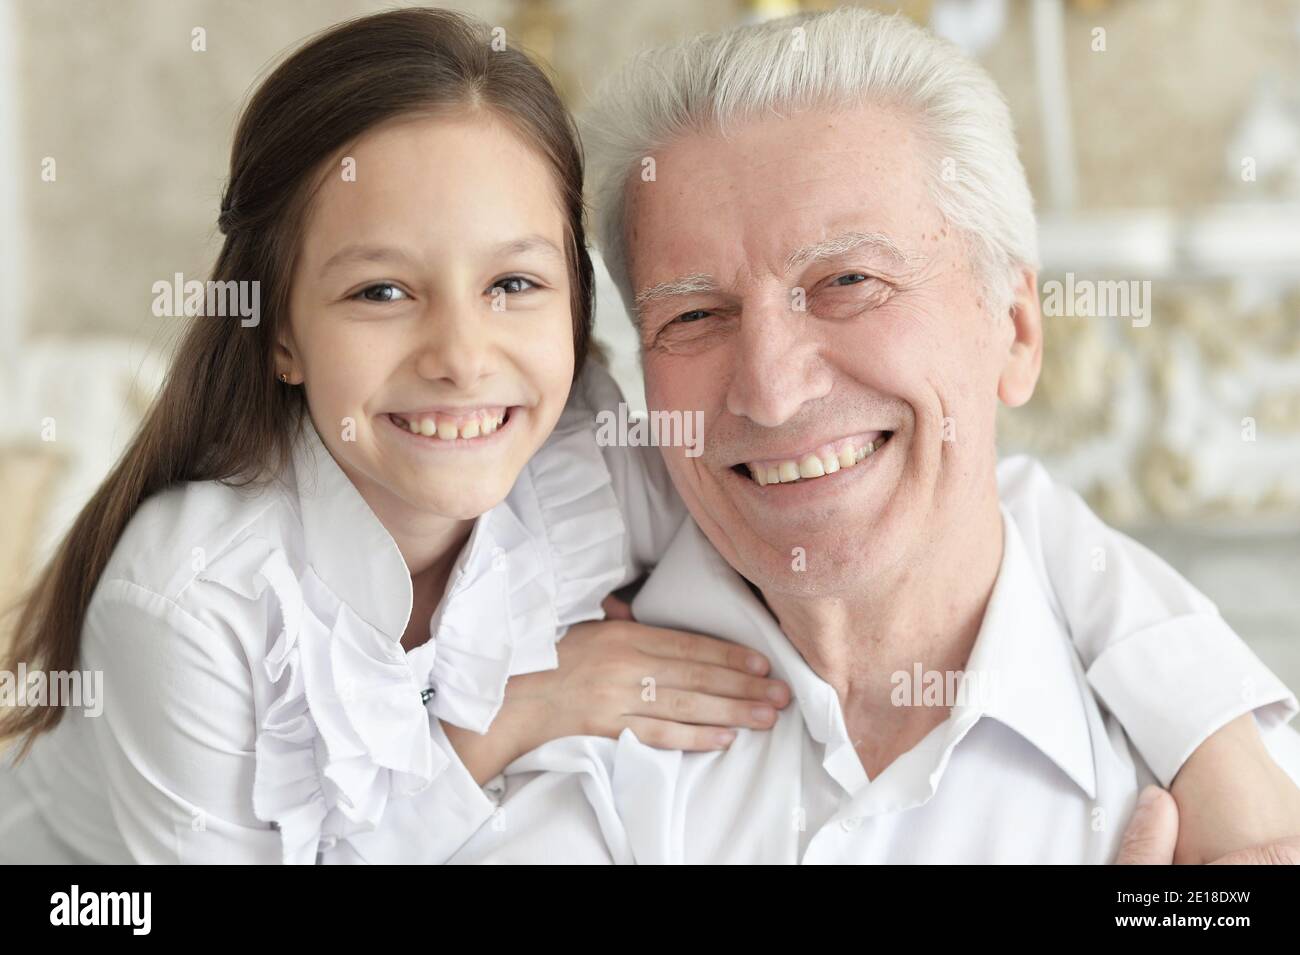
[582,7,1040,320]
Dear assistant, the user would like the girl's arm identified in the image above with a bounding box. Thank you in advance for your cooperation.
[81,581,282,862]
[1168,711,1300,864]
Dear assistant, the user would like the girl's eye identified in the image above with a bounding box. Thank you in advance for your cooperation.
[490,276,537,295]
[675,309,711,324]
[356,283,407,303]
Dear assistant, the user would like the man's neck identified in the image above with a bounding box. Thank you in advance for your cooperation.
[760,489,1005,779]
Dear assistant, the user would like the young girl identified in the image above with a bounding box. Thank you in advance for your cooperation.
[0,7,1294,864]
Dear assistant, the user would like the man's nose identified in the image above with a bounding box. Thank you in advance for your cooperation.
[413,299,490,388]
[724,298,831,427]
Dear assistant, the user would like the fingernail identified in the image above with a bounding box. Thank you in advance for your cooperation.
[716,730,736,747]
[1138,785,1162,808]
[747,655,766,674]
[766,684,786,703]
[751,706,775,723]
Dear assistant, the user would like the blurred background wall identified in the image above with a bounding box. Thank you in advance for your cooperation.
[1,0,1298,688]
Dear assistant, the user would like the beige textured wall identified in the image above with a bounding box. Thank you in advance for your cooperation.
[6,0,1300,508]
[15,0,1299,339]
[983,0,1300,209]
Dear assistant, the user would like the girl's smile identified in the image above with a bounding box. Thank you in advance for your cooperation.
[382,405,522,450]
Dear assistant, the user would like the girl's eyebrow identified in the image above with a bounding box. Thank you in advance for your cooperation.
[318,244,418,278]
[318,235,563,278]
[491,234,565,260]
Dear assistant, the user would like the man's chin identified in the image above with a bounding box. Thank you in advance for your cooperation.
[717,476,897,545]
[697,506,901,599]
[766,537,898,594]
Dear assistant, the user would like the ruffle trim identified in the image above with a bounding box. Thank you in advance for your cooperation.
[425,410,628,733]
[195,401,629,860]
[200,536,445,864]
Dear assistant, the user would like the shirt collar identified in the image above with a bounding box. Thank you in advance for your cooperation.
[290,420,413,642]
[962,505,1098,799]
[631,518,869,756]
[636,506,1098,800]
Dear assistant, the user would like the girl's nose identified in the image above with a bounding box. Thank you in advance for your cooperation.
[414,302,490,388]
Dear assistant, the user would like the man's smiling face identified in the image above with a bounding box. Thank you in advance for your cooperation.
[627,103,1037,599]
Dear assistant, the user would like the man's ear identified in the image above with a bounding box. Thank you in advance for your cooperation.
[996,266,1042,408]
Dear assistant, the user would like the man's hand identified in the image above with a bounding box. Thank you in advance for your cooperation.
[1116,784,1300,864]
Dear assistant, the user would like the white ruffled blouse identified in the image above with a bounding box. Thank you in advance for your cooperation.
[0,363,681,864]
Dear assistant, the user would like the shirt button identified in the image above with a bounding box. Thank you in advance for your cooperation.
[840,816,861,832]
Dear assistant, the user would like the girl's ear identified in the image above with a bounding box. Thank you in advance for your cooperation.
[274,328,303,385]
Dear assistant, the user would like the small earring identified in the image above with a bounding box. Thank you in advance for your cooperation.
[278,372,289,383]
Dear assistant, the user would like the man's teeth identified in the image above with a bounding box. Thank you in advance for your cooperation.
[747,435,887,487]
[392,410,506,440]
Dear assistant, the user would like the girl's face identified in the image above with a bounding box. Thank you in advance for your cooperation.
[280,113,576,522]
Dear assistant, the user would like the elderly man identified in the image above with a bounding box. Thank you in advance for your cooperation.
[447,8,1300,864]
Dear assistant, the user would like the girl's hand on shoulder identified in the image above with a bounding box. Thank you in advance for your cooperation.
[506,596,791,755]
[443,596,791,784]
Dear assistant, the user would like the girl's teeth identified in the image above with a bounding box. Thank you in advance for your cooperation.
[396,411,506,440]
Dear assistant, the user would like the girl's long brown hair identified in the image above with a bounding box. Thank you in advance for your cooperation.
[1,7,594,761]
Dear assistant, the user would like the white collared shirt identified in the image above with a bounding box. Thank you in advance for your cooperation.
[447,508,1300,864]
[2,363,1295,863]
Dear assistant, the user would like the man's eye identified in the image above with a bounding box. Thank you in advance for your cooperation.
[675,309,711,324]
[490,276,537,295]
[832,273,872,287]
[356,283,407,303]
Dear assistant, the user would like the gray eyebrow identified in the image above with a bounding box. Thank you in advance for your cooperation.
[784,231,923,273]
[631,232,925,317]
[633,273,720,311]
